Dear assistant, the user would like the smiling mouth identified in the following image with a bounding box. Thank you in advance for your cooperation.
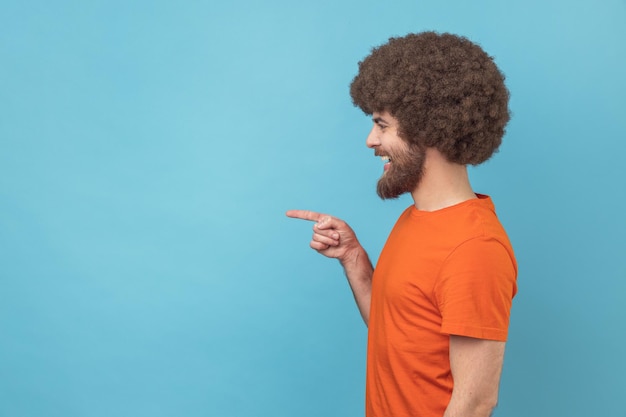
[381,155,392,171]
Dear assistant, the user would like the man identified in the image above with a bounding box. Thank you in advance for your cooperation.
[287,32,517,417]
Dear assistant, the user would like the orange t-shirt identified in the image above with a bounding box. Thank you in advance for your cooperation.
[366,195,517,417]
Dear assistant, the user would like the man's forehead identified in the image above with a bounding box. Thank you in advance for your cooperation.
[372,111,397,123]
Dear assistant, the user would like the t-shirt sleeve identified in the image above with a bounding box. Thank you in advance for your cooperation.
[434,237,517,341]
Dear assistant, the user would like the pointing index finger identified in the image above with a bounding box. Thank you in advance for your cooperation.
[285,210,323,222]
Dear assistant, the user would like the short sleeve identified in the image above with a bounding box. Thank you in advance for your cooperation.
[434,237,517,341]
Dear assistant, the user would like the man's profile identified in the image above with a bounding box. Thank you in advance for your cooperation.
[287,32,517,417]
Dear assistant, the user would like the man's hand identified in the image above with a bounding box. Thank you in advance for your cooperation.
[286,209,373,324]
[285,210,361,264]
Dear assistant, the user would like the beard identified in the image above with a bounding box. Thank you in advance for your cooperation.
[376,144,426,200]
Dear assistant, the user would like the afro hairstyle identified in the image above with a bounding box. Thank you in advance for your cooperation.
[350,31,510,165]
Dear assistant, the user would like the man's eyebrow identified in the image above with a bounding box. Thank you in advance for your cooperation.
[373,117,388,124]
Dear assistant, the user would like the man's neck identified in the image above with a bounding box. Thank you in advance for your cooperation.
[411,148,477,212]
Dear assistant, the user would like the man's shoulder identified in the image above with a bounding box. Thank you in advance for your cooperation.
[394,195,513,253]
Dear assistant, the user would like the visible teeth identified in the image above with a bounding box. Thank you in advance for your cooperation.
[381,156,390,162]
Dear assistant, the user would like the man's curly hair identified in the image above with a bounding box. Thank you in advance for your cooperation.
[350,32,510,165]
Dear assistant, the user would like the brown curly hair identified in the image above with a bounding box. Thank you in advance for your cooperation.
[350,32,510,165]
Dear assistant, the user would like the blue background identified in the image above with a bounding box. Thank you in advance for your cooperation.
[1,0,625,416]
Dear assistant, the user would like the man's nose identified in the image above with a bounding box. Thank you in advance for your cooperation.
[366,127,379,148]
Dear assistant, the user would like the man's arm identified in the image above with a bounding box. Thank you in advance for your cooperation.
[443,336,506,417]
[335,243,373,325]
[286,210,373,325]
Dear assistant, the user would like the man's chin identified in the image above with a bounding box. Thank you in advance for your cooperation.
[376,181,408,200]
[375,156,424,200]
[379,195,402,200]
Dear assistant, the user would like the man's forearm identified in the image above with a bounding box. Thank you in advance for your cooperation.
[340,246,373,325]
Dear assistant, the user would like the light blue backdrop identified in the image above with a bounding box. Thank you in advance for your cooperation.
[1,0,625,416]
